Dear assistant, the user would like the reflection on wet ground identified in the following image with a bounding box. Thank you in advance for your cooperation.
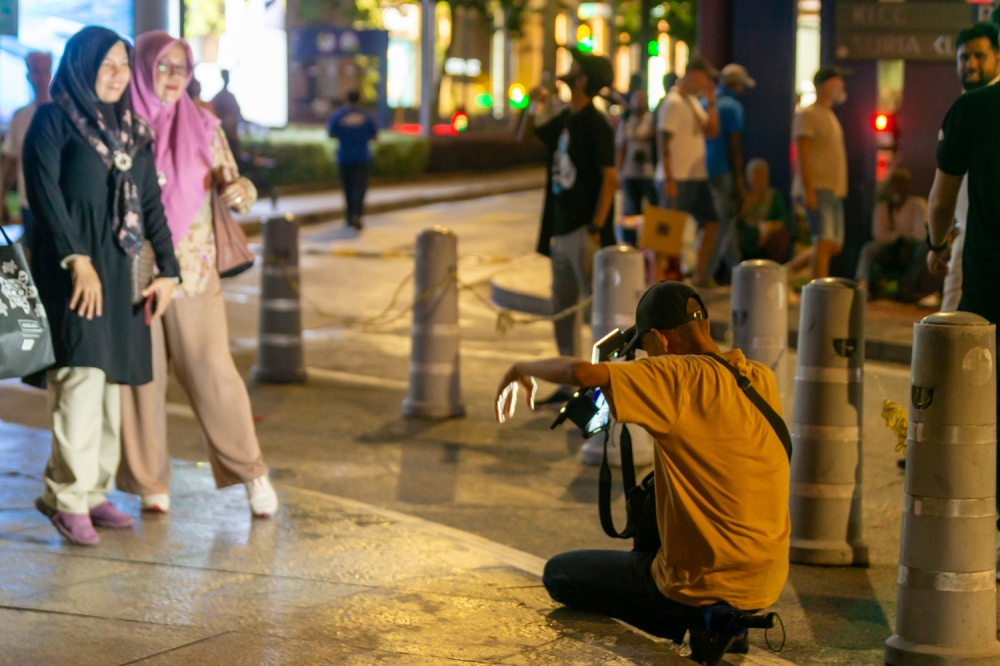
[0,421,691,665]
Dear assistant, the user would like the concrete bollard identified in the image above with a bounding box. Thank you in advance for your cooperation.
[731,260,789,407]
[789,278,868,566]
[885,312,1000,666]
[253,213,306,383]
[591,245,647,345]
[582,246,653,467]
[403,227,465,418]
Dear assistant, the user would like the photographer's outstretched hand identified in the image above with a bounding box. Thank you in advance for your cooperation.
[495,365,537,424]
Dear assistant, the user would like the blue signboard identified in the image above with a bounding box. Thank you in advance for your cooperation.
[289,27,389,129]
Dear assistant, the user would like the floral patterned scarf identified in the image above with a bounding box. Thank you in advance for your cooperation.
[50,26,154,259]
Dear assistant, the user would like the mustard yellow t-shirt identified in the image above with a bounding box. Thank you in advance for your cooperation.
[605,350,790,610]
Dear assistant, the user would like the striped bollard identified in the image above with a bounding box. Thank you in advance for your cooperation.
[582,245,652,466]
[731,260,790,408]
[403,227,465,418]
[789,278,868,566]
[252,213,306,383]
[886,312,1000,665]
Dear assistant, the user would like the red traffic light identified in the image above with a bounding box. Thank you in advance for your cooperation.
[872,113,896,132]
[451,110,469,132]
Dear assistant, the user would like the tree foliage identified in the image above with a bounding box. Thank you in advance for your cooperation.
[184,0,226,37]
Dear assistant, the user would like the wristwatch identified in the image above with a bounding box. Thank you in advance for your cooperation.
[925,225,948,252]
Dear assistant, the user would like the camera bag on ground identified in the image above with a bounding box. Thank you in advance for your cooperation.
[598,352,793,553]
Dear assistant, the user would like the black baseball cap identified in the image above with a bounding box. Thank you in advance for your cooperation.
[813,66,850,87]
[570,47,614,96]
[621,281,709,355]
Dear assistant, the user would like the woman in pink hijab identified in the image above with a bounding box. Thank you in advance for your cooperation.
[119,31,277,517]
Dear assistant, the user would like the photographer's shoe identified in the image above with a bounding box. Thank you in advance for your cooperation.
[726,632,749,654]
[246,475,279,518]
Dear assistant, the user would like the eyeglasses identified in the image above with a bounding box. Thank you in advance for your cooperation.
[156,61,191,77]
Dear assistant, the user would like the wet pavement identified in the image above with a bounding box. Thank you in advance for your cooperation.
[0,421,702,665]
[2,188,995,665]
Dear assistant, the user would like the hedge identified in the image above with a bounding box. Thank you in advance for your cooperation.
[240,126,430,194]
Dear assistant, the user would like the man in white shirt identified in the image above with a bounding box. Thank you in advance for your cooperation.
[854,168,928,298]
[941,22,1000,312]
[1,51,52,254]
[656,56,720,286]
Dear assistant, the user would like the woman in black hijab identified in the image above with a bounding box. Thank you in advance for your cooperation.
[23,26,179,546]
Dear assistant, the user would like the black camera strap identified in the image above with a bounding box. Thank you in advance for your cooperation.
[597,353,793,543]
[598,424,639,539]
[706,353,792,461]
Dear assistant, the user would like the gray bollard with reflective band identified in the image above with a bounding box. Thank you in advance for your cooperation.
[582,245,652,467]
[789,277,868,566]
[885,312,1000,666]
[253,213,306,383]
[403,227,465,418]
[731,259,789,407]
[591,245,647,346]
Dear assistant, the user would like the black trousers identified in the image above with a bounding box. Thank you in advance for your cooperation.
[543,549,699,643]
[340,162,371,221]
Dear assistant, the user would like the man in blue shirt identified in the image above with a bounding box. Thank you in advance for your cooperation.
[327,91,378,230]
[704,64,754,283]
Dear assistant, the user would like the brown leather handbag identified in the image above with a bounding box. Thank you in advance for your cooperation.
[212,185,255,278]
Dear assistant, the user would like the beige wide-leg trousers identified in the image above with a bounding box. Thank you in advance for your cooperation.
[117,270,267,496]
[43,367,121,515]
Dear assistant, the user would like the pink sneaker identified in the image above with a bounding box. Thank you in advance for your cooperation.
[90,502,135,529]
[36,500,99,546]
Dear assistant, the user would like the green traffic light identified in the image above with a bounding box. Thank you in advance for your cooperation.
[647,40,658,56]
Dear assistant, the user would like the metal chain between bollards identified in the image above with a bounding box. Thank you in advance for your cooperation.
[264,254,593,334]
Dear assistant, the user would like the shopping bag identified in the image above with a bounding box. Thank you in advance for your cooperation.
[0,226,54,379]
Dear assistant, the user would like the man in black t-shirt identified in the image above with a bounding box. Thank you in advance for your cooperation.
[521,49,617,403]
[930,63,1000,529]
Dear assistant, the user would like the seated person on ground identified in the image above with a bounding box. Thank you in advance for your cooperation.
[494,282,790,658]
[854,168,929,301]
[738,158,793,264]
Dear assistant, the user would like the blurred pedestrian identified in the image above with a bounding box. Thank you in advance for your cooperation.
[791,67,849,279]
[1,51,52,255]
[23,27,179,546]
[738,158,792,264]
[211,69,242,154]
[186,77,214,114]
[941,22,1000,312]
[655,55,720,286]
[854,168,928,299]
[327,90,378,230]
[616,90,656,244]
[930,24,1000,538]
[704,64,754,284]
[120,31,277,518]
[521,48,616,404]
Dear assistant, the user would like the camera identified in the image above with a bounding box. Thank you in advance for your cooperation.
[550,326,636,436]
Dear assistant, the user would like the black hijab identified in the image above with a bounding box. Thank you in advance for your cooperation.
[51,26,153,259]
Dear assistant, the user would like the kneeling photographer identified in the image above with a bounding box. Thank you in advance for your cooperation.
[495,282,790,663]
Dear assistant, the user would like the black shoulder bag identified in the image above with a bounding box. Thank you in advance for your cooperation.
[598,353,793,552]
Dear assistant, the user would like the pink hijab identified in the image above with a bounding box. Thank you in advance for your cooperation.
[131,31,219,244]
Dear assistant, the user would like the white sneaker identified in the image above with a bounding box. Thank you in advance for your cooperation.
[246,475,278,518]
[141,494,170,513]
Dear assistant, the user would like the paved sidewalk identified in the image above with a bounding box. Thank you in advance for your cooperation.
[490,253,927,364]
[235,168,546,235]
[0,421,708,665]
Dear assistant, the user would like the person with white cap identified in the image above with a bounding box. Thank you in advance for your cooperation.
[704,64,756,284]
